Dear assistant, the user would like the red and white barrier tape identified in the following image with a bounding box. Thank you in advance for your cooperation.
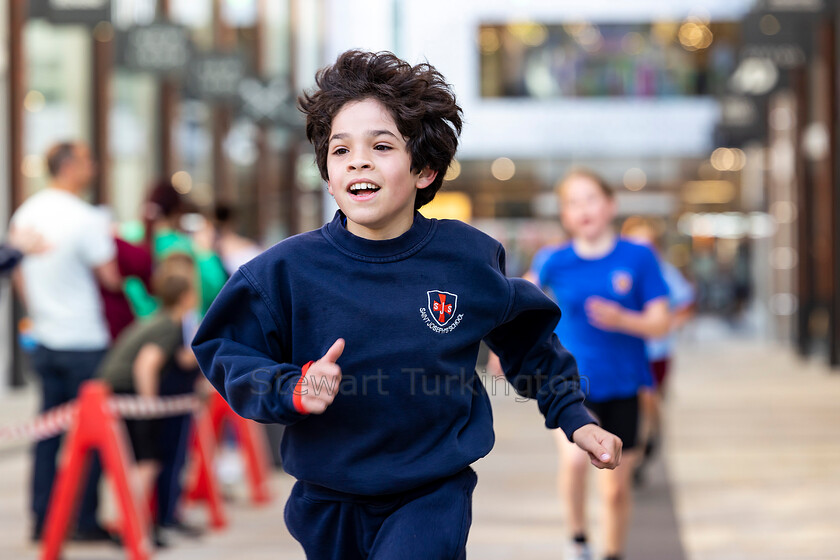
[109,394,199,419]
[0,395,199,444]
[0,401,77,444]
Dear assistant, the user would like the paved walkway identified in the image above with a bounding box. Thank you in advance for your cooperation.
[0,325,837,559]
[666,334,840,560]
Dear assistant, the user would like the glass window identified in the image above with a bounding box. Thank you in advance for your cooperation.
[23,20,92,196]
[479,21,740,99]
[110,71,158,222]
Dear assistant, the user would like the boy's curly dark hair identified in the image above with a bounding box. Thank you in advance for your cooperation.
[298,50,463,209]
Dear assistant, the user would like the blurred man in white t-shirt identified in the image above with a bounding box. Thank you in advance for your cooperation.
[11,141,122,542]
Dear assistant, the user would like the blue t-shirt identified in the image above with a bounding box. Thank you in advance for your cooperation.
[538,240,668,402]
[529,245,561,279]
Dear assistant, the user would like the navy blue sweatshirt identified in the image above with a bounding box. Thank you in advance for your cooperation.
[192,211,595,495]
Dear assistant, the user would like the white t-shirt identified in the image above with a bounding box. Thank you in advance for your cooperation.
[11,188,115,350]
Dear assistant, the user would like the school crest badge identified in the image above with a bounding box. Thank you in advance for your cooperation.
[427,291,457,327]
[419,290,464,333]
[611,270,633,296]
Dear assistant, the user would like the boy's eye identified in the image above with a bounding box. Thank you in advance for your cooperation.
[332,147,348,156]
[374,144,391,151]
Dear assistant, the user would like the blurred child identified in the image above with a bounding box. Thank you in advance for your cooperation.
[538,170,671,560]
[621,216,695,485]
[98,253,198,546]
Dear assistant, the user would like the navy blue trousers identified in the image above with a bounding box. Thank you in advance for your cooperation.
[154,413,191,525]
[30,346,106,532]
[285,468,477,560]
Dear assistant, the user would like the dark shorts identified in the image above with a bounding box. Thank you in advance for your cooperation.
[285,468,477,560]
[585,395,640,451]
[123,418,163,462]
[650,358,671,388]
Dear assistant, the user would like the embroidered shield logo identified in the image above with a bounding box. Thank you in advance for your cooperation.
[427,291,458,327]
[611,270,633,296]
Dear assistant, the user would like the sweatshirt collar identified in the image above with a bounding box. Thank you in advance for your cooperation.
[321,210,437,262]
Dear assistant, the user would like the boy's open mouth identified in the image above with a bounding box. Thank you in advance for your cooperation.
[348,182,382,198]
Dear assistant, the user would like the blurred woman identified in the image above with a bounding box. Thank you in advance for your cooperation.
[535,169,670,560]
[140,180,228,317]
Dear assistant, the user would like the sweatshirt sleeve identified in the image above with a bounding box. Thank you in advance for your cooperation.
[0,244,23,275]
[484,260,596,441]
[191,266,308,425]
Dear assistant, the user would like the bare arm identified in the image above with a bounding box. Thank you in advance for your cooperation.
[7,226,50,255]
[585,296,671,338]
[175,346,198,370]
[133,343,166,398]
[94,258,123,293]
[671,303,695,331]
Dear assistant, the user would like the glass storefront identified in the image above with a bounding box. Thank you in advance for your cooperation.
[23,20,92,198]
[14,0,323,243]
[110,70,158,222]
[479,21,740,99]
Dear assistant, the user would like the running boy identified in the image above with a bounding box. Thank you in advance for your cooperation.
[192,50,621,559]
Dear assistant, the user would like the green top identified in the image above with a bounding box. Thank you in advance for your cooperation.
[120,223,228,318]
[98,313,182,393]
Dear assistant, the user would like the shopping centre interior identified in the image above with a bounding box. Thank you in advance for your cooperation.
[1,2,839,558]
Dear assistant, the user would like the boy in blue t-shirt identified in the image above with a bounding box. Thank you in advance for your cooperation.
[192,50,621,559]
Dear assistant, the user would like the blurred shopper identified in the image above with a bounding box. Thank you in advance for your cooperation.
[139,180,228,316]
[100,233,154,341]
[210,203,263,275]
[11,141,121,542]
[1,226,50,274]
[621,217,695,486]
[98,253,198,547]
[535,169,669,560]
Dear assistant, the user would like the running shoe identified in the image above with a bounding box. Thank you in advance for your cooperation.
[565,540,593,560]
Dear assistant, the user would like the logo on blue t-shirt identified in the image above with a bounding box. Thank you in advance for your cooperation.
[420,290,464,333]
[611,269,634,296]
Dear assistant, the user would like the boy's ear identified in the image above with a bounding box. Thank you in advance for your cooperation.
[415,167,437,190]
[326,180,335,196]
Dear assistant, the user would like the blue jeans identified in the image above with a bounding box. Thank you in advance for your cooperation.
[30,345,107,532]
